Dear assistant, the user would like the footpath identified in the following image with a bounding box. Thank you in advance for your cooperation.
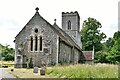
[0,68,16,80]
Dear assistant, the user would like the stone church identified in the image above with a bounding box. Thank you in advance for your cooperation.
[14,7,93,68]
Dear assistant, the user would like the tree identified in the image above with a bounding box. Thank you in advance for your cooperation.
[105,38,114,51]
[106,31,120,63]
[113,31,120,40]
[81,17,106,52]
[0,44,14,61]
[102,31,120,64]
[95,51,110,63]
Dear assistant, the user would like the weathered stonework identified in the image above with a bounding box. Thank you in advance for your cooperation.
[14,7,92,68]
[62,12,82,48]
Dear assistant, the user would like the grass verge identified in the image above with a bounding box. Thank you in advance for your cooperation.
[0,61,14,67]
[5,67,46,78]
[4,63,118,78]
[46,63,118,78]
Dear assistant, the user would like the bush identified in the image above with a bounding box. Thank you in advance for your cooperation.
[29,58,33,68]
[0,44,14,61]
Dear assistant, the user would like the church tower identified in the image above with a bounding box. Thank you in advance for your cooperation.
[62,11,82,48]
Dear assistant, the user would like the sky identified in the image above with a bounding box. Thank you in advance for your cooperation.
[0,0,119,48]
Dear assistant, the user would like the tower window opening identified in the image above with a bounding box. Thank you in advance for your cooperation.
[68,20,71,30]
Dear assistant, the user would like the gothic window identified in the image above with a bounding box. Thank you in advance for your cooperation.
[30,37,33,51]
[29,35,43,52]
[35,36,38,51]
[40,36,42,51]
[68,20,71,30]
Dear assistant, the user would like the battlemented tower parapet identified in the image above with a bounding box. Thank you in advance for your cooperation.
[62,11,80,18]
[62,11,80,32]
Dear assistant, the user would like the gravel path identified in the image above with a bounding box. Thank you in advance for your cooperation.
[0,68,16,79]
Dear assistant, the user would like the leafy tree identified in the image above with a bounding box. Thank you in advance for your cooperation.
[0,44,14,61]
[95,51,110,63]
[113,31,120,40]
[102,31,120,64]
[105,38,114,51]
[81,17,106,52]
[107,31,120,63]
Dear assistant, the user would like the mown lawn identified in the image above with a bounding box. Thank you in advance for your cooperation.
[5,63,119,78]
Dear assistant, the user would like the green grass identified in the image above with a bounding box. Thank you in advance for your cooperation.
[6,68,43,78]
[4,63,119,78]
[46,63,118,78]
[0,61,14,67]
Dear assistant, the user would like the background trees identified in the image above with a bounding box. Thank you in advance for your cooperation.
[0,44,14,61]
[105,31,120,63]
[81,17,106,52]
[81,17,120,64]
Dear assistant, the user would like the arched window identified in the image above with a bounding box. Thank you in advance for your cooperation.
[40,36,42,51]
[68,20,71,30]
[35,36,38,51]
[30,37,33,51]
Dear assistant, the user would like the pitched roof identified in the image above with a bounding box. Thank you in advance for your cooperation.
[15,11,40,38]
[53,23,82,51]
[15,10,53,38]
[15,8,82,52]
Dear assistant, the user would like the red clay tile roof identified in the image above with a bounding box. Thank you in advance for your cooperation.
[81,51,93,61]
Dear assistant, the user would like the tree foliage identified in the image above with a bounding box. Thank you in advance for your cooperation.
[95,31,120,64]
[106,31,120,63]
[95,51,109,63]
[81,17,120,64]
[81,17,106,52]
[0,44,14,61]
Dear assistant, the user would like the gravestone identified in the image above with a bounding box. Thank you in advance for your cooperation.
[33,67,38,73]
[40,68,45,75]
[40,65,46,75]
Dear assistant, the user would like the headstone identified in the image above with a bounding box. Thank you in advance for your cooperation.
[40,69,45,75]
[33,67,38,73]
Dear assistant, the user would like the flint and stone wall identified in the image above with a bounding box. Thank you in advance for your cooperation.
[15,14,57,67]
[15,11,83,68]
[58,40,81,64]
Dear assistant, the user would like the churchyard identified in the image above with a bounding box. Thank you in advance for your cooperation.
[3,62,119,78]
